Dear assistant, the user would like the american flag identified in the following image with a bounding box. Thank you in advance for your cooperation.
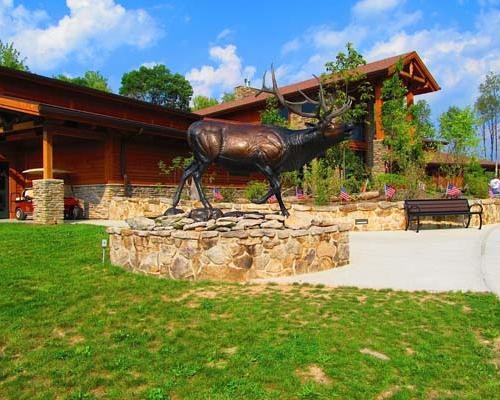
[267,195,278,203]
[213,188,224,201]
[384,184,396,200]
[296,187,305,200]
[340,187,350,202]
[446,183,461,198]
[489,188,496,198]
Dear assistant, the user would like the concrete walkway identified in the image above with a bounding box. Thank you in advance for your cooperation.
[258,225,500,294]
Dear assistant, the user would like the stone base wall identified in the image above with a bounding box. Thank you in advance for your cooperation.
[109,197,500,231]
[33,179,64,224]
[72,184,183,219]
[108,225,349,282]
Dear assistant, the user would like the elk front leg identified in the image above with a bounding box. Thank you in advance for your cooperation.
[256,165,289,217]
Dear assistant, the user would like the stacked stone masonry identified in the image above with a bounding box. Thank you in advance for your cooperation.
[33,179,64,224]
[109,197,500,231]
[108,213,350,282]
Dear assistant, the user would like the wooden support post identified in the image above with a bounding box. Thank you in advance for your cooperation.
[104,134,115,183]
[406,91,414,108]
[374,83,384,140]
[42,128,53,179]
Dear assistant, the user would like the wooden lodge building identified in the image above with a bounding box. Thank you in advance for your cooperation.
[0,50,482,222]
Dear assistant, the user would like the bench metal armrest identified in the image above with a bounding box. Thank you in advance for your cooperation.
[469,203,483,213]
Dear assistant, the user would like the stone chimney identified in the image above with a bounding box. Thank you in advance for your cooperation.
[234,78,259,100]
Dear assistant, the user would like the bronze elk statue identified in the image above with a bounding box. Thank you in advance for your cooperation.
[169,67,352,217]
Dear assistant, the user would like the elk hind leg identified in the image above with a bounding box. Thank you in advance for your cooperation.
[192,162,213,209]
[172,160,199,208]
[257,165,289,217]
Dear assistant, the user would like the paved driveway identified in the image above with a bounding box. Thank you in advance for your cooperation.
[258,225,500,294]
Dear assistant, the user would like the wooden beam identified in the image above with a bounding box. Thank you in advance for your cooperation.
[374,83,384,140]
[104,134,116,183]
[0,96,40,115]
[2,131,39,142]
[400,71,426,84]
[42,128,53,179]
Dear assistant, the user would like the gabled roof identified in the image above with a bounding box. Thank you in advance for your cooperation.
[197,51,440,117]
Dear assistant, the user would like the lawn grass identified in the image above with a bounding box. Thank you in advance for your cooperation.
[0,223,498,400]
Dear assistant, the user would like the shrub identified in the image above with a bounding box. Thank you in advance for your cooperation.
[464,159,490,198]
[219,187,237,202]
[373,173,408,191]
[244,181,268,201]
[303,159,337,205]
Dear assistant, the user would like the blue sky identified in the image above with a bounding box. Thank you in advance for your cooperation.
[1,0,499,119]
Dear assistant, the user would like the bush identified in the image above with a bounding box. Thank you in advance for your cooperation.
[464,159,490,198]
[244,181,268,201]
[373,173,408,191]
[303,159,338,205]
[219,187,237,202]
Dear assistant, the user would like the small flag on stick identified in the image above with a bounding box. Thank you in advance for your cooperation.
[340,187,350,202]
[267,195,277,204]
[446,183,461,198]
[296,187,305,200]
[213,188,224,201]
[384,184,396,200]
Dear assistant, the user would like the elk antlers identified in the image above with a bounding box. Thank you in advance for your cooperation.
[256,65,352,123]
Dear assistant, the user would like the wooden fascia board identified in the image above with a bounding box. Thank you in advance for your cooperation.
[0,96,40,115]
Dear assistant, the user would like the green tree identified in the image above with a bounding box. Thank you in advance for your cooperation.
[475,72,499,173]
[54,71,112,92]
[221,92,236,102]
[119,65,193,111]
[439,106,479,157]
[260,96,288,127]
[324,42,373,124]
[0,40,29,71]
[192,95,219,111]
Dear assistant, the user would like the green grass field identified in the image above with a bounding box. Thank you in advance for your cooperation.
[0,223,498,400]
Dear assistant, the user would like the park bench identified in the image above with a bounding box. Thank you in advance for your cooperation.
[404,198,483,233]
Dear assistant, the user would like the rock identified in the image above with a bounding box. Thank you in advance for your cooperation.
[215,220,237,228]
[339,204,357,213]
[235,219,264,230]
[378,201,397,209]
[357,202,377,211]
[284,213,312,230]
[290,229,309,237]
[357,191,380,200]
[206,245,231,265]
[249,229,276,238]
[220,231,249,239]
[126,216,155,230]
[317,242,337,259]
[338,223,353,232]
[171,231,201,240]
[265,213,286,222]
[216,227,232,232]
[291,204,312,211]
[200,231,219,239]
[261,220,283,229]
[244,213,265,219]
[311,215,336,227]
[217,216,239,223]
[234,253,253,269]
[170,256,193,279]
[183,221,208,230]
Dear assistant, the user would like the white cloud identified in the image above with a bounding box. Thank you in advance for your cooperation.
[365,9,500,113]
[186,44,256,98]
[216,28,233,41]
[352,0,402,16]
[281,38,301,55]
[1,0,161,71]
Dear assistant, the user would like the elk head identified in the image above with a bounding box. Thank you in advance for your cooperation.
[256,65,352,139]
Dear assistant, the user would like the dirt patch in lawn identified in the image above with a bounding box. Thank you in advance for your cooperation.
[296,364,332,385]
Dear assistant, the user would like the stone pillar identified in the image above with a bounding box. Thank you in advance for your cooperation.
[234,85,259,100]
[372,140,388,175]
[33,179,64,224]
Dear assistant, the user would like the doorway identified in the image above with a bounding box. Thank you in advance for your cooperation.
[0,163,8,219]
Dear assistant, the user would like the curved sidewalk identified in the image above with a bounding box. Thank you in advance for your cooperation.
[258,224,500,294]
